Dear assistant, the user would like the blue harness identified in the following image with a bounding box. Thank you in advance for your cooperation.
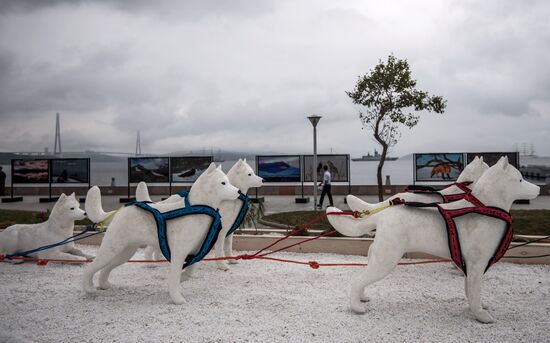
[126,194,222,269]
[226,191,251,237]
[176,191,250,237]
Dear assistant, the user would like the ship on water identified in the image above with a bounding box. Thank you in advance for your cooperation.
[352,150,398,162]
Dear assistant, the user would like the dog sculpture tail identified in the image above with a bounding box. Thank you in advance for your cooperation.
[326,206,376,237]
[346,195,379,212]
[85,186,116,224]
[135,181,152,202]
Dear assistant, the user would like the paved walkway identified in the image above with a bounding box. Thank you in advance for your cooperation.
[1,194,549,213]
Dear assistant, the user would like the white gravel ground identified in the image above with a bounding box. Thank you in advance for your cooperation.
[1,245,549,343]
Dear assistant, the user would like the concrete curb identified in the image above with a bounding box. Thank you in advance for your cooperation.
[69,230,550,265]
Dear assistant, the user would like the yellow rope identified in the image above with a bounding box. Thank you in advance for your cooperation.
[96,207,123,232]
[356,200,397,218]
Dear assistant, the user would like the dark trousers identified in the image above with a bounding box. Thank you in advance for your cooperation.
[319,184,333,207]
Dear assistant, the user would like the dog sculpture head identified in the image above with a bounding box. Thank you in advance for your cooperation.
[226,158,264,193]
[52,192,87,221]
[190,163,240,208]
[473,156,539,209]
[456,156,490,185]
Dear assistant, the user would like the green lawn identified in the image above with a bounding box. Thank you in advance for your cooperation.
[263,210,550,236]
[1,208,548,237]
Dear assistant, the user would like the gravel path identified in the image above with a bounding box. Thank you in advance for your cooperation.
[1,246,548,343]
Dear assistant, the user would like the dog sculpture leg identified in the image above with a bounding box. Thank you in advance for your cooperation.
[224,236,238,264]
[214,237,229,271]
[168,247,193,304]
[465,262,494,323]
[66,246,95,260]
[143,246,155,261]
[464,276,489,310]
[351,242,404,313]
[40,249,87,262]
[153,249,164,260]
[144,246,164,262]
[180,264,197,282]
[83,238,131,293]
[143,246,166,267]
[97,246,138,290]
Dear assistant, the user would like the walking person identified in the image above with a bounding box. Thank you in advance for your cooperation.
[0,166,6,196]
[317,165,333,208]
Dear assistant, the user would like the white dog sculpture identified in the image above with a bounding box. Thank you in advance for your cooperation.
[347,156,489,213]
[83,163,239,304]
[0,193,93,261]
[138,159,264,271]
[326,157,539,323]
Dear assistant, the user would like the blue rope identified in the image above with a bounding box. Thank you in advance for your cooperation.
[5,227,102,259]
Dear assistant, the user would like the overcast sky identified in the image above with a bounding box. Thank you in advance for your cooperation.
[0,0,549,157]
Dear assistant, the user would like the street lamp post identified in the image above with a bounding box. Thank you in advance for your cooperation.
[307,115,322,211]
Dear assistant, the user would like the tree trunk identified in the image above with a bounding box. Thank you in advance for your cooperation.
[376,144,389,201]
[373,109,388,201]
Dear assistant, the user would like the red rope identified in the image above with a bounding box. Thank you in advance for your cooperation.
[250,211,356,258]
[1,254,452,268]
[210,255,452,268]
[256,229,336,257]
[0,210,453,268]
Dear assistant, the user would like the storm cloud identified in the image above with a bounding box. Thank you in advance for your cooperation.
[0,0,549,156]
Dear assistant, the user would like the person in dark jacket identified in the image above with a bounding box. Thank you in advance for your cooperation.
[317,165,333,208]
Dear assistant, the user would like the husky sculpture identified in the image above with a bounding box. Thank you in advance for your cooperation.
[0,193,92,261]
[327,157,539,323]
[138,159,264,271]
[83,163,239,304]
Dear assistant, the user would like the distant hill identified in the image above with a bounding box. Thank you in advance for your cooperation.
[0,151,125,164]
[167,150,255,161]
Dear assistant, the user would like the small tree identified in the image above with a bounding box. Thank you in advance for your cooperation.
[347,54,446,200]
[242,200,265,235]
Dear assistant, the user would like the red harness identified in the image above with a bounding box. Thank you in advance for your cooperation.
[393,193,513,275]
[403,181,473,203]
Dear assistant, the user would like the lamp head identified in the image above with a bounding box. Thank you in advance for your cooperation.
[307,115,322,127]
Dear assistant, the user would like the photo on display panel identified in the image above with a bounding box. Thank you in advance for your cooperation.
[170,156,213,183]
[257,155,301,182]
[12,159,49,183]
[50,159,89,183]
[128,157,170,183]
[414,153,464,182]
[303,155,349,182]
